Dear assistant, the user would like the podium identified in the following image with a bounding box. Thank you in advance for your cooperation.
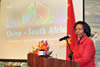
[27,53,80,67]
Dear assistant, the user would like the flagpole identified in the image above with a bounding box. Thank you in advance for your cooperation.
[83,0,85,21]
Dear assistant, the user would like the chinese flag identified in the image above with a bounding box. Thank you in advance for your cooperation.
[66,0,78,60]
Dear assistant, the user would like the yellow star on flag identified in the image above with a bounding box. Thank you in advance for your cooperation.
[68,4,70,7]
[67,38,71,44]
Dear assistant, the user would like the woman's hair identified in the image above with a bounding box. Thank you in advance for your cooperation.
[74,21,91,37]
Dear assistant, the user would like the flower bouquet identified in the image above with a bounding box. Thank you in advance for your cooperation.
[30,40,53,58]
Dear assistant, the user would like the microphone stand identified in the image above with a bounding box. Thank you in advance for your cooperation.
[66,39,73,67]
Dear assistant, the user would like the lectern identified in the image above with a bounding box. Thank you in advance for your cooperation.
[27,53,80,67]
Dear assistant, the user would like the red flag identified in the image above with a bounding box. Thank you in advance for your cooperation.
[66,0,78,60]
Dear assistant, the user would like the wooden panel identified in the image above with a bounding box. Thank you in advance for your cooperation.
[27,53,80,67]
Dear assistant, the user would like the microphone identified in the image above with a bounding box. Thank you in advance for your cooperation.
[59,35,71,41]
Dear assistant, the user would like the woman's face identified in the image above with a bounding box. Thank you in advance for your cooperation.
[75,24,85,40]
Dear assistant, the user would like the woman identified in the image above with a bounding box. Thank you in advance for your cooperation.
[73,21,96,67]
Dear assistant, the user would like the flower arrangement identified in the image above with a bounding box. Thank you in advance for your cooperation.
[30,40,53,58]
